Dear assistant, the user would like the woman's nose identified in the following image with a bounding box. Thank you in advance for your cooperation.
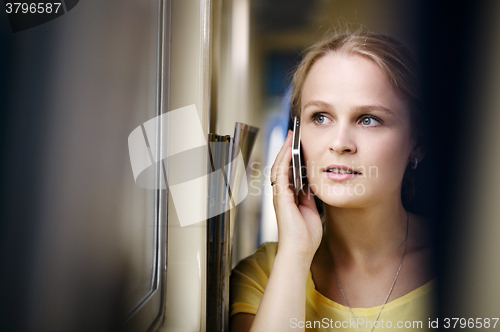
[328,125,357,154]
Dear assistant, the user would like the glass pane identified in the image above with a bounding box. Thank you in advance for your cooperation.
[117,0,161,314]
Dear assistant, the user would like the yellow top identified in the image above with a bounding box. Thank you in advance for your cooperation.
[230,242,436,331]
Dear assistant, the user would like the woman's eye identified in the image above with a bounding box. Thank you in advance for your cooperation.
[360,116,381,126]
[313,114,331,124]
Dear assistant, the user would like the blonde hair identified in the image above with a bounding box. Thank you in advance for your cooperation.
[291,31,423,146]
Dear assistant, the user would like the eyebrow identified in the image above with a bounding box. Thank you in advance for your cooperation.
[354,105,396,116]
[303,100,396,117]
[303,100,333,111]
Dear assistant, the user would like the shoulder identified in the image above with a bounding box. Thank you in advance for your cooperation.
[230,242,279,316]
[231,242,278,279]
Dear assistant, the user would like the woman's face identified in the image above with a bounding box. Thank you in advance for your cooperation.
[300,52,415,208]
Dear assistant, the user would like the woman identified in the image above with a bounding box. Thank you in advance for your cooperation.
[230,31,435,332]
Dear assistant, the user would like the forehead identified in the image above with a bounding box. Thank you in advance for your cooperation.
[301,52,409,116]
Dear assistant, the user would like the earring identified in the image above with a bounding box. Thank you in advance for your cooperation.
[411,157,418,169]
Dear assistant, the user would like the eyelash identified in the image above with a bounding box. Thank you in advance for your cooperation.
[310,112,383,126]
[359,115,383,126]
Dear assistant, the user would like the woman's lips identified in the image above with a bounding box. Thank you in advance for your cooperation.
[324,170,361,181]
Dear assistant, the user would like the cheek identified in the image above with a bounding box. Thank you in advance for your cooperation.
[301,144,316,177]
[300,131,325,174]
[365,135,411,177]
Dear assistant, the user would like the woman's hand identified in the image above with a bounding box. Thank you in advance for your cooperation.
[235,130,323,332]
[270,130,323,262]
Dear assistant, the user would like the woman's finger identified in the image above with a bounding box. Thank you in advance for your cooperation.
[273,143,293,196]
[270,130,292,182]
[275,129,300,199]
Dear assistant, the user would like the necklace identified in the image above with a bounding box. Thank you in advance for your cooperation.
[324,211,409,332]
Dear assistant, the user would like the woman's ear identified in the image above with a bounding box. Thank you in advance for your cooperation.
[411,144,426,164]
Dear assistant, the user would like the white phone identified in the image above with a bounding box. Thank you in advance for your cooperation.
[292,116,304,192]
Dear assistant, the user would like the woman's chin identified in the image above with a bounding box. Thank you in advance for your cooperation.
[320,197,367,209]
[315,190,375,209]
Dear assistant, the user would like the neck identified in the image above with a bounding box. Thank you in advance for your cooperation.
[322,193,408,265]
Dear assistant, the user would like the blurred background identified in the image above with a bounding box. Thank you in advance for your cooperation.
[1,0,500,331]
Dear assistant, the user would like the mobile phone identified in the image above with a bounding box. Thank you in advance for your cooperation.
[292,116,305,192]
